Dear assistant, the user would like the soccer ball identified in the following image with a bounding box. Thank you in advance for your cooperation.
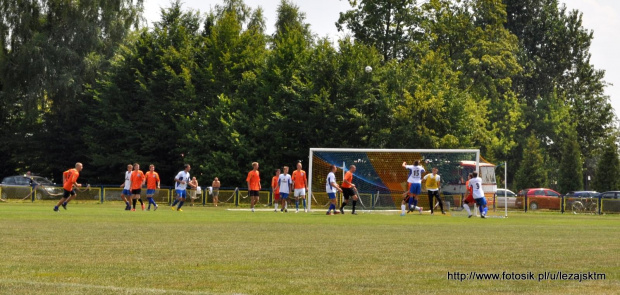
[365,66,372,73]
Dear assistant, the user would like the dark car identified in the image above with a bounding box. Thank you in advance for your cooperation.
[1,175,61,200]
[515,188,562,210]
[598,191,620,213]
[564,191,599,198]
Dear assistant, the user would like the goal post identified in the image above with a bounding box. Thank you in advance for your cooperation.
[307,148,483,212]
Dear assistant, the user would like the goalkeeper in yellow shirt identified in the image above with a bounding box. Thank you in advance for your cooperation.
[423,167,445,215]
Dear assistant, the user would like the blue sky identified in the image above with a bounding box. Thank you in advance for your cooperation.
[143,0,619,119]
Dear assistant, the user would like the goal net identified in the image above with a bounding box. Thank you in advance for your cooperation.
[307,148,496,214]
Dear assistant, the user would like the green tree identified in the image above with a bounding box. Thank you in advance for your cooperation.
[514,135,547,190]
[0,0,142,180]
[557,130,583,193]
[86,1,203,183]
[337,0,421,61]
[592,138,620,192]
[504,0,615,184]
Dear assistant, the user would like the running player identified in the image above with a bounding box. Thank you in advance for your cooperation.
[212,177,220,207]
[53,163,83,212]
[120,164,133,210]
[145,164,160,211]
[340,165,359,215]
[291,162,308,213]
[130,163,146,211]
[278,166,292,213]
[326,165,343,215]
[271,169,280,212]
[401,161,424,216]
[423,167,445,215]
[246,162,261,213]
[171,164,191,211]
[463,173,474,217]
[469,171,487,218]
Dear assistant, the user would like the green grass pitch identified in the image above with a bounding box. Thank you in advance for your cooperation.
[0,202,618,294]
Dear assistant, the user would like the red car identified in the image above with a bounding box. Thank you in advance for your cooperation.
[515,188,562,211]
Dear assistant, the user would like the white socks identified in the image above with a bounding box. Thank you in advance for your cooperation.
[401,204,406,214]
[275,203,278,210]
[463,204,471,215]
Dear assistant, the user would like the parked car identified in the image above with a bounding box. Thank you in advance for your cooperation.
[494,189,517,208]
[564,191,599,198]
[598,191,620,213]
[598,191,620,199]
[515,188,562,210]
[1,175,61,199]
[563,191,599,208]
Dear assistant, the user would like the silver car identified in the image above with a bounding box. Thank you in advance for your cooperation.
[495,188,517,208]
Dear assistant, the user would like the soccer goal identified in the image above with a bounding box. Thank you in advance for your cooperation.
[307,148,496,214]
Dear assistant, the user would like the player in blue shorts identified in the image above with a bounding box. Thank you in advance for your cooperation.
[145,164,160,211]
[278,166,293,213]
[469,172,487,218]
[120,164,133,210]
[402,161,424,216]
[171,164,191,211]
[325,165,343,215]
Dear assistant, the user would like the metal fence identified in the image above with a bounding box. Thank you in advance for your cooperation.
[2,184,619,214]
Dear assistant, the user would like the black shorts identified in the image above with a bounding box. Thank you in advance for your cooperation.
[63,189,76,198]
[249,190,260,197]
[342,188,355,200]
[428,190,439,197]
[131,189,141,195]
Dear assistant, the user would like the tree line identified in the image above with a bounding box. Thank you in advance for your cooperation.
[1,0,619,192]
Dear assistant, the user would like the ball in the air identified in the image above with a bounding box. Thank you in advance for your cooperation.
[365,66,372,73]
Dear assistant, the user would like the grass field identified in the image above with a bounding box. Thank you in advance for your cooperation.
[0,202,619,294]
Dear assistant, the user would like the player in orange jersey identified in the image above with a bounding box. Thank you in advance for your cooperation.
[271,168,281,212]
[54,163,83,212]
[130,163,146,211]
[463,173,474,217]
[291,162,308,213]
[340,165,359,215]
[145,164,160,211]
[246,162,261,212]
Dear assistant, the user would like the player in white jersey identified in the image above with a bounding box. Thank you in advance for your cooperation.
[401,161,424,216]
[171,164,191,211]
[325,165,342,215]
[278,166,293,213]
[120,164,133,210]
[468,171,487,218]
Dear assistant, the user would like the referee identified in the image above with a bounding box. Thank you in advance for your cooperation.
[423,167,445,215]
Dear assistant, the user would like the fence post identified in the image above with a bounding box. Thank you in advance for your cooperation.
[493,193,496,212]
[269,190,273,206]
[202,188,206,206]
[371,192,374,209]
[524,195,528,213]
[100,186,104,203]
[561,195,564,214]
[235,189,239,207]
[598,195,602,215]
